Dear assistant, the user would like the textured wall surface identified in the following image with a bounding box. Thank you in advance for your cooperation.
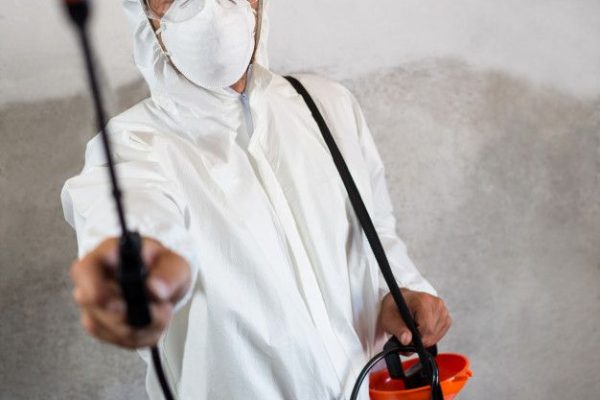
[344,61,600,399]
[2,1,600,399]
[1,59,599,400]
[3,0,600,105]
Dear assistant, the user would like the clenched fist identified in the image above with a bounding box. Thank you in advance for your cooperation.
[70,237,191,349]
[377,289,452,348]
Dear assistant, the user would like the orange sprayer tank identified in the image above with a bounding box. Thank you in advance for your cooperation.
[369,353,472,400]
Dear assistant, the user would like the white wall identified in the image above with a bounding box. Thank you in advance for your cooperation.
[2,2,599,400]
[270,0,600,98]
[0,0,136,106]
[1,0,600,106]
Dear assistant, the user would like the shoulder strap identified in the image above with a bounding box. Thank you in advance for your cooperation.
[283,74,413,325]
[283,75,442,400]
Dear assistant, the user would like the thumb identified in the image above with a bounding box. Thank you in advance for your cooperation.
[380,293,414,346]
[146,249,192,304]
[394,319,413,346]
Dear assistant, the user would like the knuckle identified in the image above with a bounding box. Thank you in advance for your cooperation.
[120,325,134,338]
[118,337,138,350]
[86,288,101,306]
[153,313,170,332]
[157,304,173,322]
[155,319,167,331]
[72,288,81,303]
[440,300,449,313]
[421,323,435,336]
[441,306,449,319]
[73,290,90,308]
[419,295,434,309]
[70,260,81,281]
[383,293,395,307]
[99,237,117,249]
[126,338,142,350]
[119,335,137,349]
[81,315,96,335]
[127,329,157,349]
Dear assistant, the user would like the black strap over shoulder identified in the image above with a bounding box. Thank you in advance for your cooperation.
[284,75,443,400]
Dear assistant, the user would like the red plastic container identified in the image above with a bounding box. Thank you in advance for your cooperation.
[369,353,472,400]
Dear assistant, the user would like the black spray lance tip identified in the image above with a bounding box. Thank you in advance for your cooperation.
[64,0,90,27]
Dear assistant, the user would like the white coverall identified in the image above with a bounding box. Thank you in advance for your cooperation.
[60,0,436,398]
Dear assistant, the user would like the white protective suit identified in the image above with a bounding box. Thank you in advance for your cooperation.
[60,1,436,399]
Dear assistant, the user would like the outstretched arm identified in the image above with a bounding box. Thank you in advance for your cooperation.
[61,127,197,348]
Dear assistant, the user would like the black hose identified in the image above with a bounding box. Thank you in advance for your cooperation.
[151,346,175,400]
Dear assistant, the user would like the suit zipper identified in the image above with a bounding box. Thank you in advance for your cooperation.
[240,91,254,139]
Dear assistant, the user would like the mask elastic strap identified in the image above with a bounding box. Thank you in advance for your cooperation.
[249,0,261,64]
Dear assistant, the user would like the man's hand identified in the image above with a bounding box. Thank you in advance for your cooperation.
[377,289,452,347]
[70,237,192,349]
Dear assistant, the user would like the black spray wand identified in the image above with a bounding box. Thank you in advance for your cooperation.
[63,1,174,399]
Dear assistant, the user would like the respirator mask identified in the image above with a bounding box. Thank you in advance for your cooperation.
[143,0,257,90]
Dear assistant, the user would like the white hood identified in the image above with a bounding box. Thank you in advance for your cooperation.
[118,0,273,153]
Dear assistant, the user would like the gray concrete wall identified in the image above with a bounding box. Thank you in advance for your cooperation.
[1,1,600,400]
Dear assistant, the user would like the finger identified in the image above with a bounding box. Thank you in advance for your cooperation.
[398,324,412,346]
[413,299,438,343]
[139,237,190,302]
[71,258,109,306]
[73,280,121,309]
[146,250,191,304]
[386,313,413,346]
[379,294,413,345]
[81,311,127,346]
[425,312,452,347]
[432,307,449,336]
[82,311,158,349]
[86,302,131,338]
[71,246,120,307]
[88,301,173,347]
[420,302,450,347]
[122,331,164,349]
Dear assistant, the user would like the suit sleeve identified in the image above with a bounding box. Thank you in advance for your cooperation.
[60,126,198,312]
[348,91,437,300]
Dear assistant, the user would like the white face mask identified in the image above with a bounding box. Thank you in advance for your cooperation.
[158,0,257,90]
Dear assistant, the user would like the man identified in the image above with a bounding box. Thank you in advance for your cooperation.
[62,0,451,398]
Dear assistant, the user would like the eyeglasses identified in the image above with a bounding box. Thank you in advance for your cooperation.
[143,0,256,23]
